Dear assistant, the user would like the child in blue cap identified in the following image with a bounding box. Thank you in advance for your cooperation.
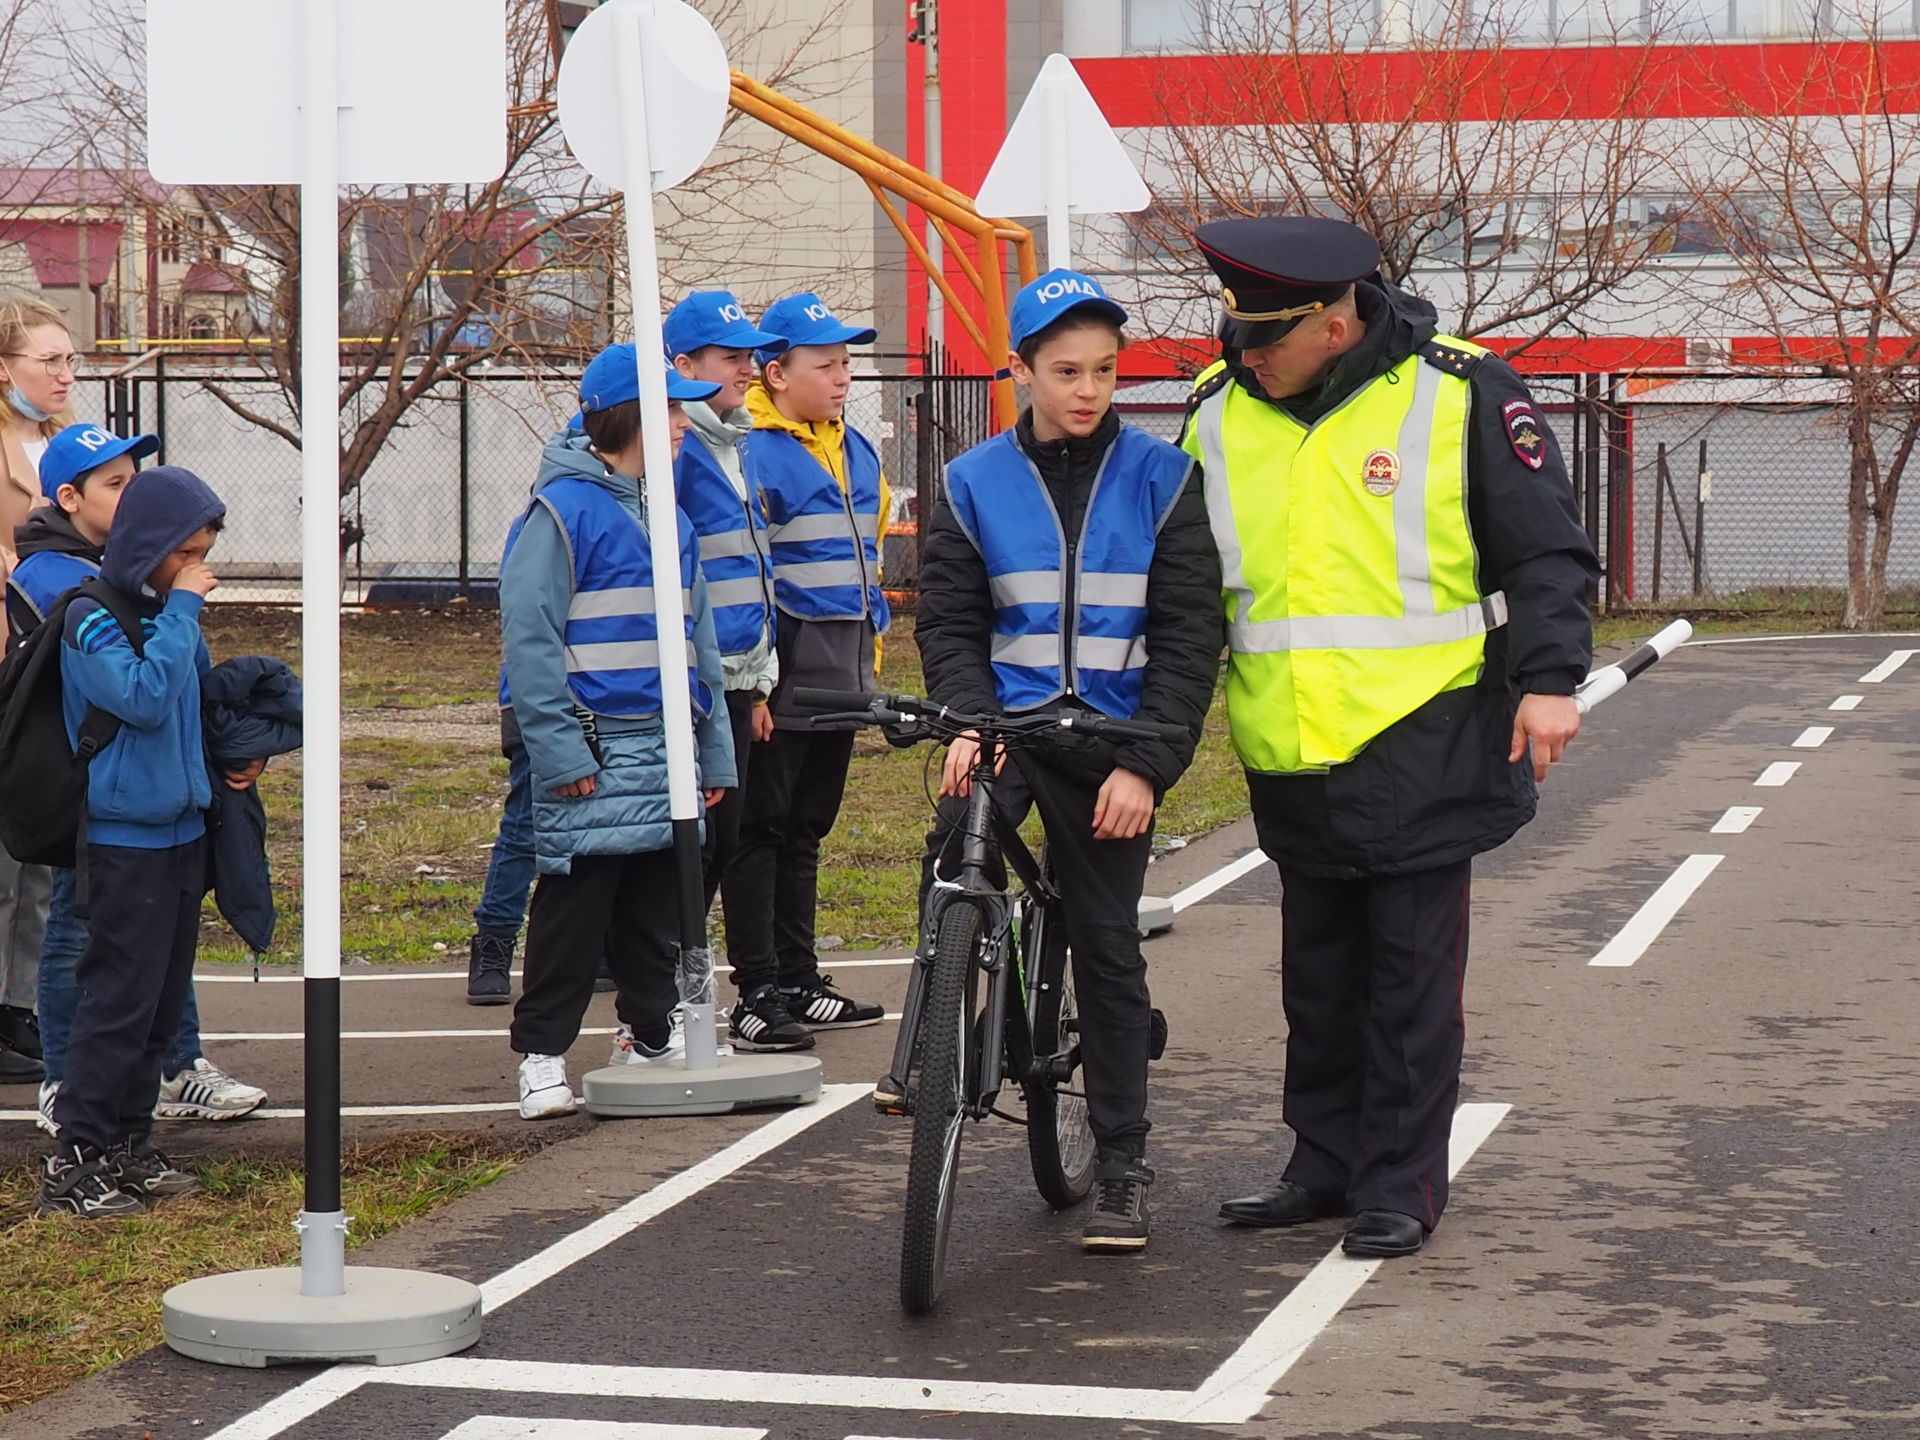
[499,346,738,1119]
[724,293,890,1052]
[900,269,1223,1252]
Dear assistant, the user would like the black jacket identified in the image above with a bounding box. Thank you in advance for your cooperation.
[1221,280,1600,877]
[915,408,1224,794]
[201,656,304,952]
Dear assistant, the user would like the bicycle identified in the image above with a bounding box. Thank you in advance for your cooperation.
[791,688,1188,1315]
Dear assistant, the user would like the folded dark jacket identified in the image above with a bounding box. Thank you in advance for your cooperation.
[201,656,303,953]
[203,654,304,765]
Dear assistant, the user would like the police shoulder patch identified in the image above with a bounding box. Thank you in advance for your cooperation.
[1416,338,1483,378]
[1185,365,1232,413]
[1501,396,1548,471]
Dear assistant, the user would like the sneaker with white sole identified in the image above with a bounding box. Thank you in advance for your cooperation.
[38,1145,142,1219]
[781,974,885,1029]
[728,984,816,1052]
[108,1138,202,1200]
[609,1011,687,1066]
[517,1053,576,1119]
[155,1058,267,1120]
[35,1079,59,1137]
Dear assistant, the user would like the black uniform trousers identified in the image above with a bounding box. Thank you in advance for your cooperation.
[1275,859,1472,1229]
[52,839,203,1156]
[913,756,1156,1159]
[701,689,757,909]
[510,849,680,1057]
[721,726,854,995]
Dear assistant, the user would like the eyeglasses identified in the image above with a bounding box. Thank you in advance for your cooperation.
[3,352,83,376]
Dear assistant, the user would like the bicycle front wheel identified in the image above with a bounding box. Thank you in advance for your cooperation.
[900,901,981,1315]
[1025,907,1096,1208]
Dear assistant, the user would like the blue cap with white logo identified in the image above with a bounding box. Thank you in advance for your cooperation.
[664,290,788,360]
[755,293,876,364]
[38,423,160,500]
[1007,268,1129,353]
[578,343,723,415]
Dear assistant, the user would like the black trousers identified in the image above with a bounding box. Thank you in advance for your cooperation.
[720,726,854,995]
[912,757,1155,1158]
[53,840,203,1155]
[510,849,680,1057]
[701,690,757,910]
[1276,859,1472,1228]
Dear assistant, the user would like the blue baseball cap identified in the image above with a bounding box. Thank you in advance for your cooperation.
[664,290,788,361]
[578,343,723,415]
[1007,269,1128,353]
[755,293,876,364]
[39,423,160,500]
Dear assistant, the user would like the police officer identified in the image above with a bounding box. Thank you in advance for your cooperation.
[1187,216,1598,1258]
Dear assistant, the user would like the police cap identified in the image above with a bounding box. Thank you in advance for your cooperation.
[1194,216,1381,349]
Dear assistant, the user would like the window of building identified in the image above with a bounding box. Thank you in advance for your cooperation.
[187,213,224,264]
[158,220,183,265]
[1124,0,1299,50]
[186,313,220,341]
[160,303,182,338]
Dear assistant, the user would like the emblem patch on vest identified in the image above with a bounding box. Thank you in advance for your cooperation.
[1503,398,1547,471]
[1361,449,1400,496]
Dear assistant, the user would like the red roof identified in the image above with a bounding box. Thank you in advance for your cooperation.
[0,220,123,288]
[0,167,172,209]
[182,261,241,295]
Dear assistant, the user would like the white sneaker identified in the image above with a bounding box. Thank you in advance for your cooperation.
[35,1079,58,1137]
[517,1053,576,1119]
[155,1057,267,1120]
[608,1011,687,1067]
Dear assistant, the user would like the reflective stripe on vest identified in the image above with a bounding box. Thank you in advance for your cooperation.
[674,432,774,660]
[746,427,891,628]
[1188,342,1501,772]
[945,426,1192,717]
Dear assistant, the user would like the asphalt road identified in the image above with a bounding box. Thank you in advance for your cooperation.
[7,634,1919,1440]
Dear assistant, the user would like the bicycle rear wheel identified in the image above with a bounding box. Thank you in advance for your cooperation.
[1024,904,1096,1208]
[900,901,980,1315]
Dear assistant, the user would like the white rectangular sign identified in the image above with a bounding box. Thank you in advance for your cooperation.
[148,0,507,185]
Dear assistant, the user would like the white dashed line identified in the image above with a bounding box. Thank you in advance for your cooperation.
[1168,849,1269,911]
[1858,650,1916,683]
[1755,761,1801,787]
[1711,806,1763,834]
[1589,855,1726,968]
[1830,694,1864,711]
[441,1419,768,1439]
[1793,726,1834,749]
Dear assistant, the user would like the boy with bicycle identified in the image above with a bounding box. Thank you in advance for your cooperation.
[903,270,1223,1250]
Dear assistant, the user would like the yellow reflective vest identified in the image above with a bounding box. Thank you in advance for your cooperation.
[1184,340,1507,774]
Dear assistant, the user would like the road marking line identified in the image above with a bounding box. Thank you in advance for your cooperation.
[442,1421,768,1439]
[1179,1102,1511,1423]
[1711,806,1763,835]
[1684,632,1920,647]
[197,1020,902,1043]
[1830,694,1864,711]
[0,1102,529,1123]
[1793,726,1834,748]
[201,1365,370,1440]
[192,957,915,984]
[1755,761,1801,787]
[1169,849,1268,911]
[1859,649,1916,682]
[1589,855,1725,968]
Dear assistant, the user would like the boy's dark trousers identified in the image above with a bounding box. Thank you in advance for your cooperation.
[720,725,854,995]
[911,755,1155,1159]
[52,839,204,1155]
[510,849,681,1056]
[701,689,758,909]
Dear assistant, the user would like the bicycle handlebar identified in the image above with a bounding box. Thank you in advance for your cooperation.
[786,688,1191,745]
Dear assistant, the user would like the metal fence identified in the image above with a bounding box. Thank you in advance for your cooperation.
[71,362,1920,606]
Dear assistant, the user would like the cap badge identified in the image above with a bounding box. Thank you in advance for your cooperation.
[1361,449,1400,497]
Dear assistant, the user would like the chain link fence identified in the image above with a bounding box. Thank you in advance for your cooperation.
[72,363,1920,608]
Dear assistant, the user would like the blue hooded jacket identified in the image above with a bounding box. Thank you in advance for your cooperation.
[61,466,225,849]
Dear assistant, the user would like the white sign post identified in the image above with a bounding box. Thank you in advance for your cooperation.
[975,52,1152,271]
[149,0,501,1366]
[558,0,821,1117]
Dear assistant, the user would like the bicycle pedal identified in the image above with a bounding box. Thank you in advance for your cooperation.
[871,1083,914,1116]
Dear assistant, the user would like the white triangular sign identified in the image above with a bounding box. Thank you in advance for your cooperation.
[976,53,1150,220]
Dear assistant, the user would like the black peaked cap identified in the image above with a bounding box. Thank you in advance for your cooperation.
[1194,216,1382,348]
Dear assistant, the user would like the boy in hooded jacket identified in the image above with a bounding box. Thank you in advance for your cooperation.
[39,465,226,1217]
[500,347,737,1120]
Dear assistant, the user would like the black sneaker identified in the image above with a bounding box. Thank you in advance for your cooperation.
[781,975,885,1029]
[466,932,514,1006]
[38,1146,142,1218]
[0,1004,42,1060]
[872,1072,910,1115]
[1082,1158,1154,1252]
[107,1138,202,1200]
[728,984,816,1052]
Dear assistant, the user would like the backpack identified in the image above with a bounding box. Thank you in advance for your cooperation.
[0,576,147,866]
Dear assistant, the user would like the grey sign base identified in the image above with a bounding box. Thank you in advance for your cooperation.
[1139,894,1176,937]
[163,1265,482,1368]
[582,1051,823,1116]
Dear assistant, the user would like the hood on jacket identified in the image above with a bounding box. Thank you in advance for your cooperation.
[13,503,100,563]
[747,380,848,486]
[100,465,226,595]
[1234,278,1440,427]
[533,427,652,511]
[684,399,752,451]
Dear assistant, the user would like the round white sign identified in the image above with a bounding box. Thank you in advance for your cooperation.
[557,0,731,194]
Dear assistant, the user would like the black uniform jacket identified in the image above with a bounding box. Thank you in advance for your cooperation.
[1219,280,1600,878]
[915,408,1224,796]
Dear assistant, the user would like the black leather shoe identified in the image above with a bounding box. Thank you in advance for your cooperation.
[1218,1179,1346,1228]
[1342,1209,1427,1257]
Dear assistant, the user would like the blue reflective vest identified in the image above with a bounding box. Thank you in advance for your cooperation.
[674,436,774,661]
[499,477,711,719]
[944,425,1193,718]
[744,427,890,629]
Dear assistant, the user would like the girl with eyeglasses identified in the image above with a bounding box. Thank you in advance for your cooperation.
[1,292,79,644]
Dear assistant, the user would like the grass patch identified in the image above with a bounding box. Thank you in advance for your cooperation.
[0,1132,528,1415]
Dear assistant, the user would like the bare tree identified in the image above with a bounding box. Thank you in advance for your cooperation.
[1683,18,1920,629]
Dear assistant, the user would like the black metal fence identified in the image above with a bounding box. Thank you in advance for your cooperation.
[68,362,1920,607]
